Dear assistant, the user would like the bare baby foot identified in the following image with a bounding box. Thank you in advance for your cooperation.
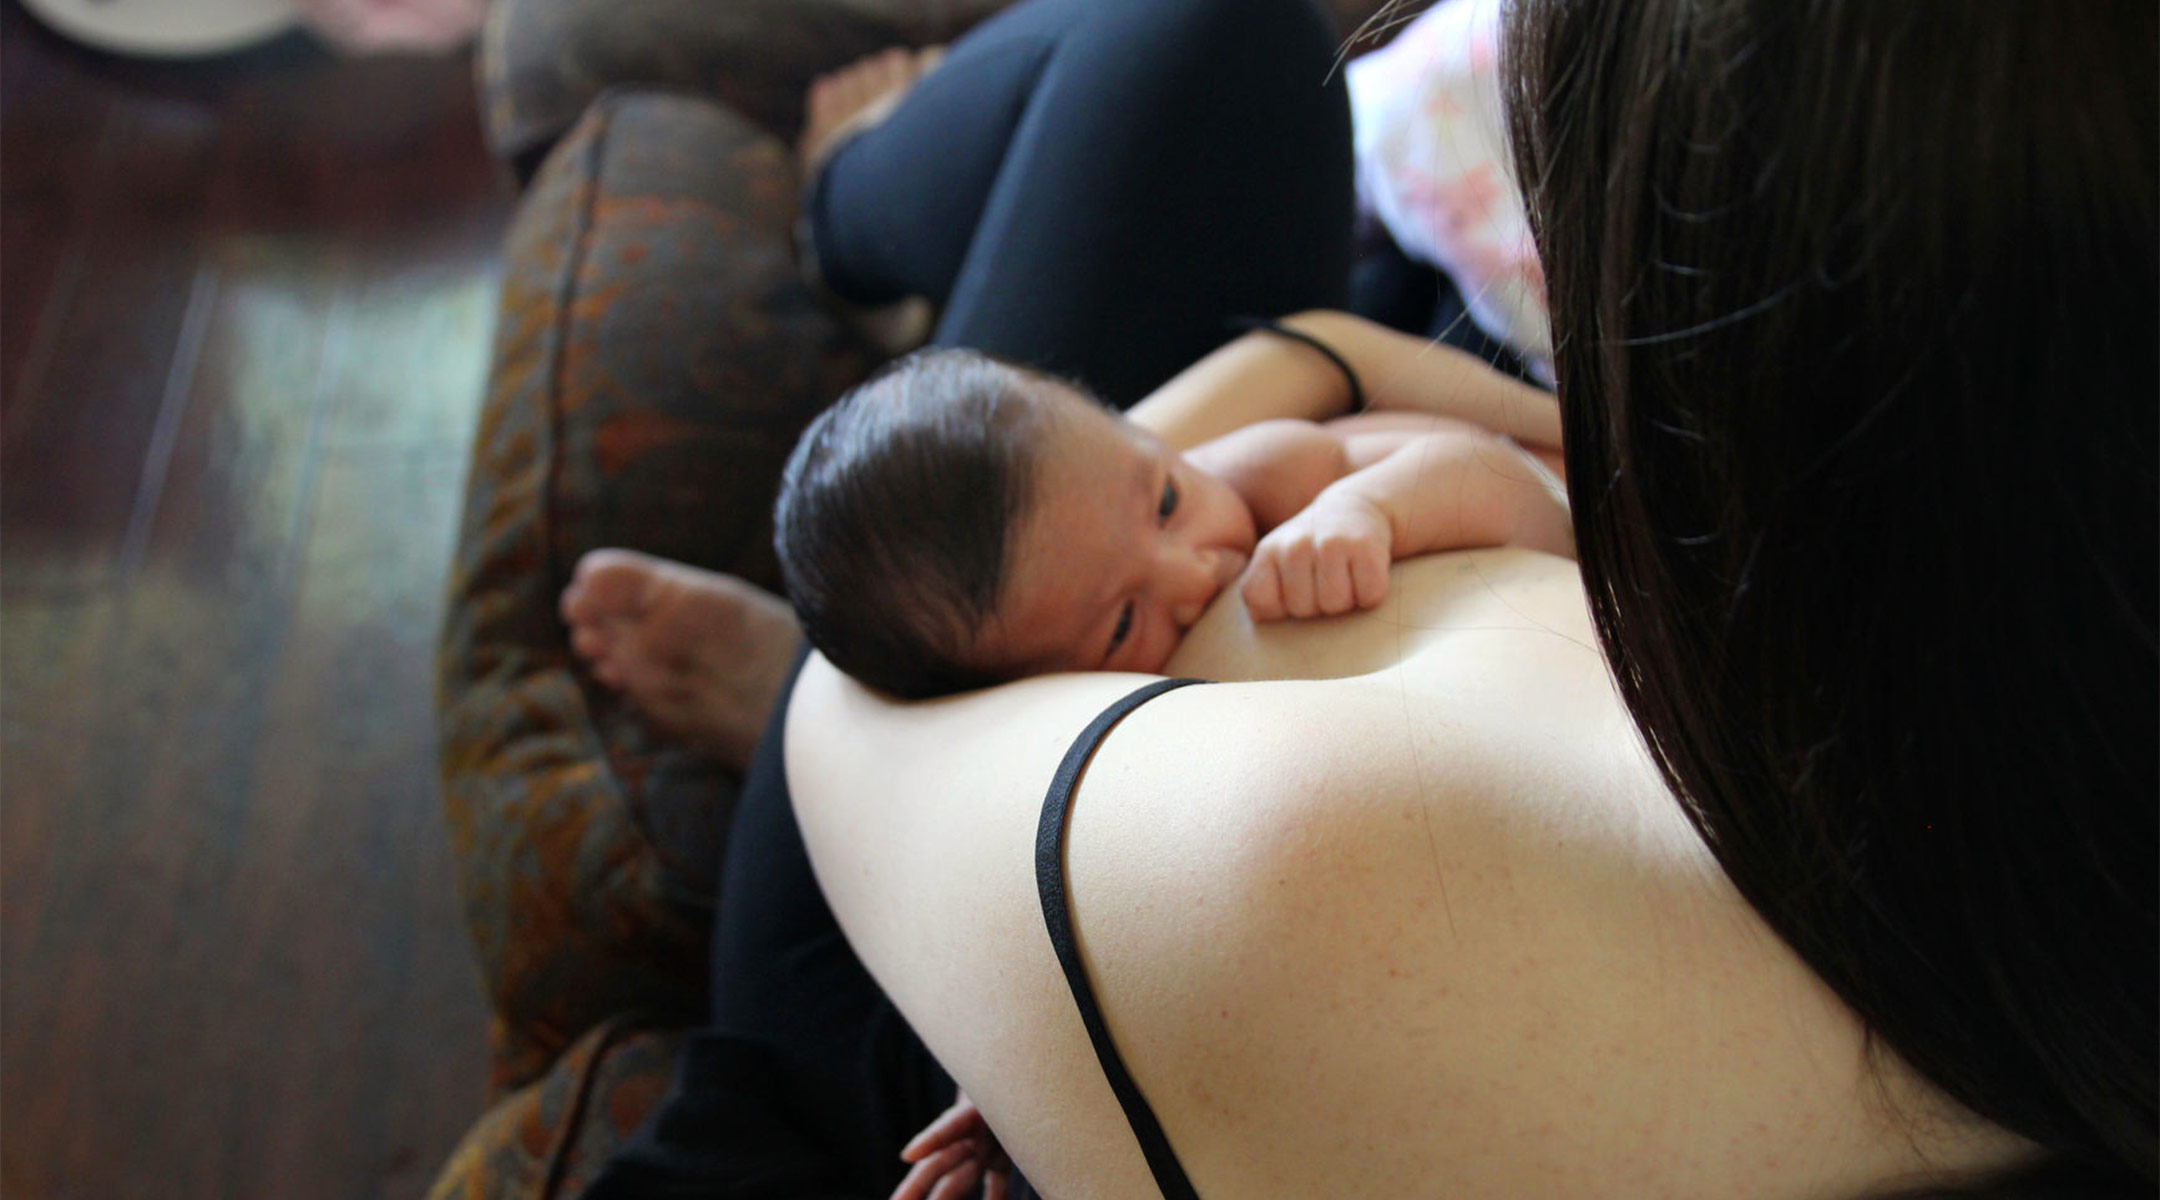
[560,549,802,773]
[799,44,947,181]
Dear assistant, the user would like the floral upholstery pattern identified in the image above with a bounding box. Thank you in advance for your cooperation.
[426,1021,688,1200]
[434,81,875,1195]
[438,79,872,1098]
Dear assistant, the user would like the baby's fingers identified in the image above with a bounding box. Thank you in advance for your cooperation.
[926,1152,985,1200]
[1303,498,1393,615]
[1242,556,1288,622]
[890,1141,979,1200]
[1349,542,1390,610]
[1313,542,1364,615]
[902,1099,986,1162]
[1273,537,1319,617]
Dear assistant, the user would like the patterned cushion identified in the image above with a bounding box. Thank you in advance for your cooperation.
[425,1020,687,1200]
[477,0,1023,173]
[437,85,874,1102]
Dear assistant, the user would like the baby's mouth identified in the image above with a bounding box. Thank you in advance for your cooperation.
[1213,550,1249,596]
[1174,553,1250,639]
[1205,551,1251,610]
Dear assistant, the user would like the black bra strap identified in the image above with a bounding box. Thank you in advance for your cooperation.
[1035,677,1209,1200]
[1226,314,1368,412]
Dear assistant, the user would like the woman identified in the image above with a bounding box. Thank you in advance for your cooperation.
[584,0,2156,1195]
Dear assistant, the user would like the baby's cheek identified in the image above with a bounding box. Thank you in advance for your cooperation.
[1140,619,1187,674]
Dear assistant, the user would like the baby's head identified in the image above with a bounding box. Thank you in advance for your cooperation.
[775,348,1255,698]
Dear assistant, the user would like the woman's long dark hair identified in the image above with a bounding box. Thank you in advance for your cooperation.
[1502,0,2156,1191]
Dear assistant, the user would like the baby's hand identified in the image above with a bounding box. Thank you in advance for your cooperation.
[891,1091,1011,1200]
[1242,492,1393,621]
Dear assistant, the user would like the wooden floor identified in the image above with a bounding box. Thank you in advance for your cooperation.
[2,6,514,1196]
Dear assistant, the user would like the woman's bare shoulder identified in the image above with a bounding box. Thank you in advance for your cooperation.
[1062,672,2021,1196]
[787,551,2025,1196]
[1068,576,2023,1194]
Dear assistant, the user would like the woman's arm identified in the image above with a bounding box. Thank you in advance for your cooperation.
[1125,310,1562,454]
[784,660,1427,1198]
[783,663,1212,1199]
[1284,311,1562,450]
[1124,321,1363,450]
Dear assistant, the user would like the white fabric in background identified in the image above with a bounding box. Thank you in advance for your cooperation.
[19,0,298,58]
[1349,0,1551,380]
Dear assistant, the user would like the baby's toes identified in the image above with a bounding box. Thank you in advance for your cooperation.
[865,47,909,94]
[569,622,608,663]
[586,650,625,690]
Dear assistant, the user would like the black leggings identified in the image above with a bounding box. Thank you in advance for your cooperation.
[581,648,951,1199]
[811,0,1353,407]
[584,0,1351,1194]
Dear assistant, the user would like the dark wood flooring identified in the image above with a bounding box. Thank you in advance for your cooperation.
[2,5,514,1195]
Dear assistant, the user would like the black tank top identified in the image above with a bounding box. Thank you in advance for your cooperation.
[1034,677,1210,1200]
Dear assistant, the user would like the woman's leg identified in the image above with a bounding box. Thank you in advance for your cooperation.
[810,0,1355,405]
[581,650,948,1199]
[701,649,954,1188]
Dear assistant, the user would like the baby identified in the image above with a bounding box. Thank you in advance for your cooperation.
[773,345,1572,700]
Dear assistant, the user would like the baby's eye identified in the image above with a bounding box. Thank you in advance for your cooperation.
[1157,479,1179,523]
[1106,602,1135,660]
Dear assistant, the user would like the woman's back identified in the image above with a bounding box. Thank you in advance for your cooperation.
[788,549,2031,1197]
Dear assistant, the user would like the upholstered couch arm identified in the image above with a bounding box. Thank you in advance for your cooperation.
[439,86,876,1095]
[476,0,1021,174]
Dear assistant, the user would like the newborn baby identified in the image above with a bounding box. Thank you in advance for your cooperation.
[774,346,1571,699]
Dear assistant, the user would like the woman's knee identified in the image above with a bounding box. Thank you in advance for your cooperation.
[1137,0,1344,94]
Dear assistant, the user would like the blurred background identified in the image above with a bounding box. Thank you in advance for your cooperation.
[2,0,511,1193]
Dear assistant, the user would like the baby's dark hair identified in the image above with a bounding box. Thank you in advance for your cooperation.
[774,348,1062,699]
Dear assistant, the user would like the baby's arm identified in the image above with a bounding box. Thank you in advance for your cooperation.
[1186,411,1505,532]
[1183,419,1356,531]
[1242,428,1574,621]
